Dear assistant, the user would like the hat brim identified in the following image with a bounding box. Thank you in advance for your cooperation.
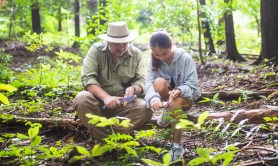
[98,30,138,43]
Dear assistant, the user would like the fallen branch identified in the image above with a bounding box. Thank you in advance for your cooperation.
[1,108,277,130]
[4,116,80,130]
[187,108,278,124]
[201,90,275,99]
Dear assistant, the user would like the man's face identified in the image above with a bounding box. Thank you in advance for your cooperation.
[108,42,128,57]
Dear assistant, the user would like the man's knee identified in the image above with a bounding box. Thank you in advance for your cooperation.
[135,99,153,121]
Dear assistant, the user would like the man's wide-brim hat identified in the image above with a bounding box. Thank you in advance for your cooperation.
[98,21,138,43]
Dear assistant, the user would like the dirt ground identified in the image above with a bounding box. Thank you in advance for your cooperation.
[1,44,278,165]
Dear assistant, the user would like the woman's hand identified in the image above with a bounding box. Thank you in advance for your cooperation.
[169,89,181,100]
[151,100,163,111]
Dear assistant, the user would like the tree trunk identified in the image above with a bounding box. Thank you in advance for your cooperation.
[31,1,41,34]
[196,0,205,64]
[8,4,15,40]
[256,0,278,64]
[200,0,216,55]
[72,0,80,48]
[224,0,245,62]
[57,7,62,32]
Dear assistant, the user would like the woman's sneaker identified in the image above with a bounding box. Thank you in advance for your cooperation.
[157,108,171,127]
[169,143,185,161]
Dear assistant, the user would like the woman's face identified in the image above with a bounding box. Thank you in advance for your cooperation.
[151,46,172,62]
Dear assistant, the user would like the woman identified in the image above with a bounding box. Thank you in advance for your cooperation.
[144,30,200,161]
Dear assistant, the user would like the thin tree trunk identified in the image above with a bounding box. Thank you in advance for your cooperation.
[72,0,80,48]
[31,1,41,34]
[224,0,245,62]
[196,0,205,65]
[200,0,216,55]
[58,7,62,32]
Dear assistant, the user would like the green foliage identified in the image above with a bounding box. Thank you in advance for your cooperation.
[188,145,239,166]
[69,114,162,165]
[0,52,13,83]
[198,93,225,106]
[142,152,171,166]
[261,117,278,132]
[176,111,209,130]
[0,121,74,165]
[11,52,81,89]
[23,32,53,52]
[0,83,17,105]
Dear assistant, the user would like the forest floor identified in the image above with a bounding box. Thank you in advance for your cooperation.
[0,43,278,166]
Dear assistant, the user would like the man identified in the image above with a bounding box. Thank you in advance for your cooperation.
[73,21,152,141]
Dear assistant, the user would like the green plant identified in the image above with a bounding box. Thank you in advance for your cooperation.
[198,93,225,106]
[188,145,239,166]
[0,52,13,83]
[142,152,171,166]
[261,117,278,132]
[0,83,17,105]
[23,32,53,52]
[0,121,73,165]
[69,114,162,165]
[176,111,209,130]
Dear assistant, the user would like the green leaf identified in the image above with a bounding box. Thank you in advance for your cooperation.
[28,126,40,138]
[263,117,273,122]
[124,147,137,157]
[0,93,9,105]
[31,136,41,147]
[188,157,208,166]
[198,97,211,103]
[141,158,164,166]
[0,84,17,92]
[68,155,85,163]
[17,133,29,139]
[197,111,208,126]
[196,148,210,159]
[163,152,171,165]
[91,144,112,157]
[119,119,132,128]
[176,119,195,129]
[213,93,220,100]
[76,146,91,157]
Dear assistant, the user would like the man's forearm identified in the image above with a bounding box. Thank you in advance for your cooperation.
[86,84,110,101]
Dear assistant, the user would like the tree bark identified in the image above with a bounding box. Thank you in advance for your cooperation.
[188,108,278,124]
[224,0,245,62]
[200,0,216,55]
[196,0,205,64]
[57,7,62,32]
[201,90,276,99]
[256,0,278,64]
[72,0,80,48]
[31,1,41,34]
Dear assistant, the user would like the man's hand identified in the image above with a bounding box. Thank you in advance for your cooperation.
[124,86,136,97]
[103,96,123,109]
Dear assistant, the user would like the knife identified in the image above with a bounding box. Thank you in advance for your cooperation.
[101,95,137,111]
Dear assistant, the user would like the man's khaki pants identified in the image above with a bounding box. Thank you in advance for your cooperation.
[73,91,153,140]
